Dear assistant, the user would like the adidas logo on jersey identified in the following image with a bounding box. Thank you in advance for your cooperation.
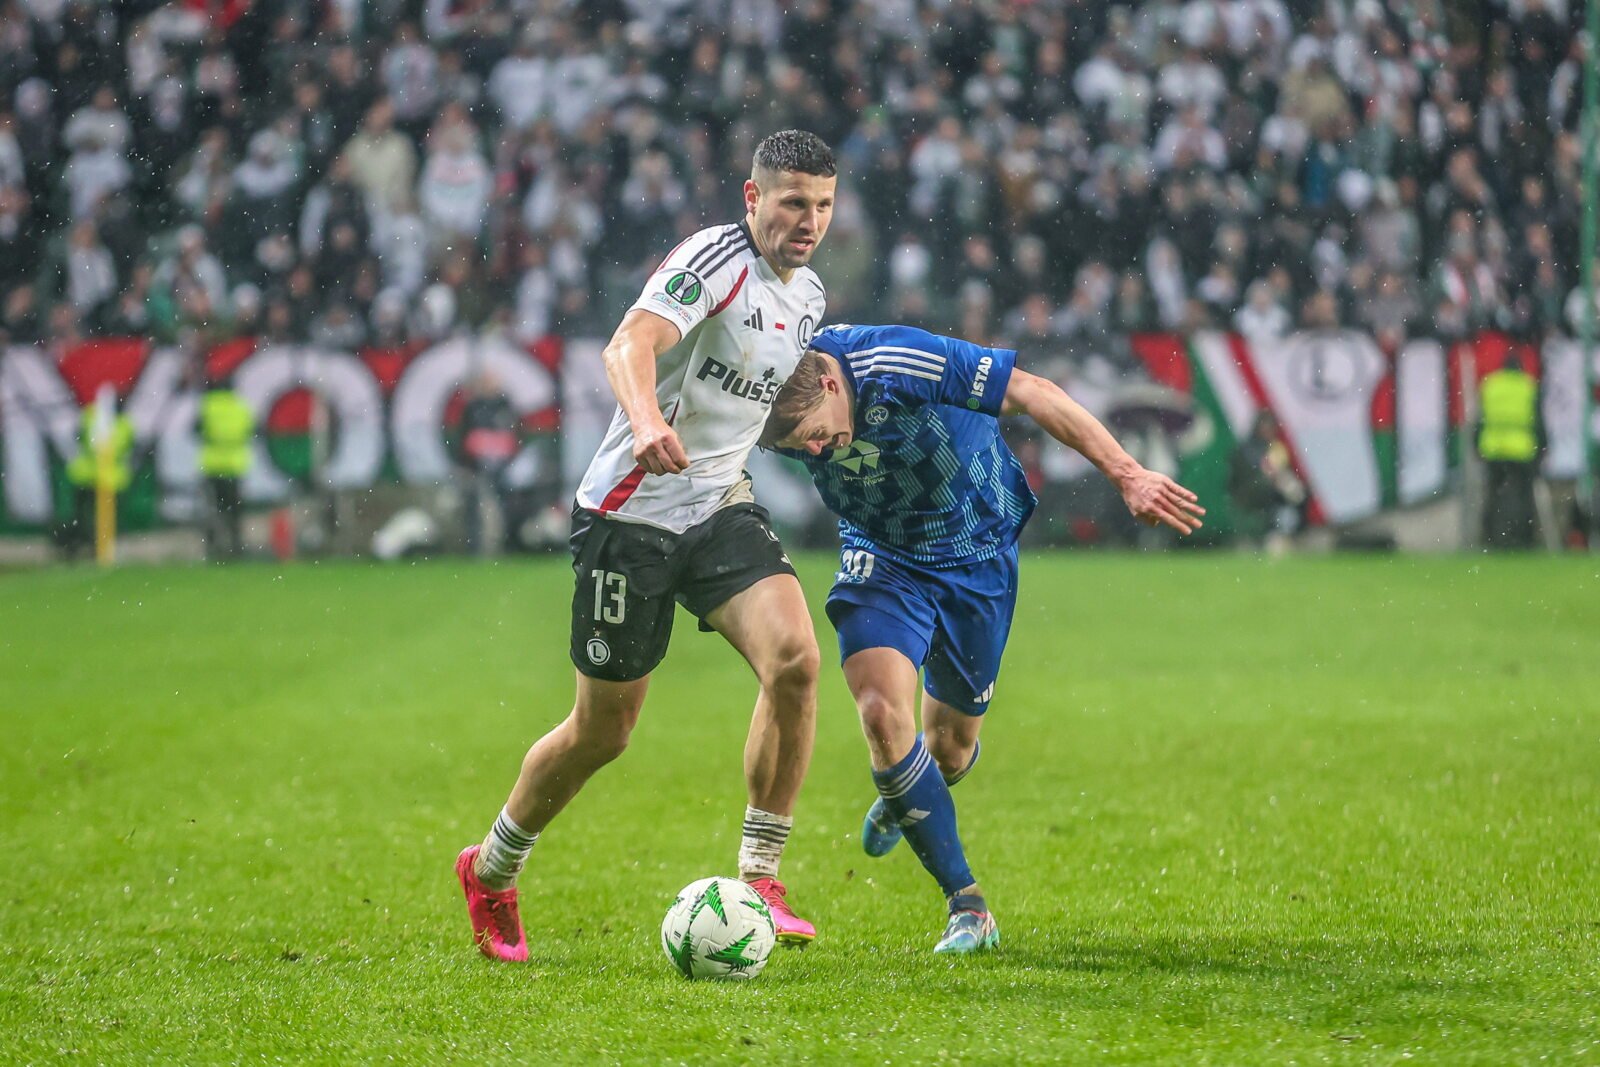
[696,356,781,405]
[741,308,797,335]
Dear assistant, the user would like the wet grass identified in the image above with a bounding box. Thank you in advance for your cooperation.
[2,553,1596,1063]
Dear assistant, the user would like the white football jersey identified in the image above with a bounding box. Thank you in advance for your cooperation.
[576,221,827,534]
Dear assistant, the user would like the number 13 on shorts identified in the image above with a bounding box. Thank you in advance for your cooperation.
[591,569,627,623]
[837,549,875,584]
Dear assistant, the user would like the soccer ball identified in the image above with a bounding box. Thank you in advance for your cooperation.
[660,876,777,980]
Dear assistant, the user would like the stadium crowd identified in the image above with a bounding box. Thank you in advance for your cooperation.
[0,0,1590,364]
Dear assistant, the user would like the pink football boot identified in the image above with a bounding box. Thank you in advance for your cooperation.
[746,876,816,946]
[455,845,528,962]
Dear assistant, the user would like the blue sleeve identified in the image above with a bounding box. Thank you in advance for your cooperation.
[816,325,1015,416]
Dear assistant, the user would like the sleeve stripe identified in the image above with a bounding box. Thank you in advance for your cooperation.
[685,227,743,271]
[699,241,751,282]
[843,345,947,370]
[848,358,943,381]
[850,355,945,376]
[850,354,943,372]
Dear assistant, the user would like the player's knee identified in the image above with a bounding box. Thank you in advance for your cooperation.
[571,714,633,763]
[927,735,976,780]
[566,697,641,764]
[855,688,909,749]
[761,635,820,697]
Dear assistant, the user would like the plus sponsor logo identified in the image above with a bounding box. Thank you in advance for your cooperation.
[966,355,994,410]
[695,358,781,405]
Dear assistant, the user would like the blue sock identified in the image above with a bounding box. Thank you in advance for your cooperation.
[871,735,976,897]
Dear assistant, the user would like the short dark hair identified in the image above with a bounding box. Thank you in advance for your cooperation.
[753,130,836,178]
[759,350,830,449]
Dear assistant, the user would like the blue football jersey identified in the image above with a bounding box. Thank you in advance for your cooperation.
[786,324,1037,567]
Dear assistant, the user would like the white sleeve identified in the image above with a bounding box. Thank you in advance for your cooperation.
[629,225,749,340]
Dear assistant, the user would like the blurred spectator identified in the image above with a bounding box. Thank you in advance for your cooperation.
[283,80,342,180]
[419,105,493,251]
[1147,238,1188,329]
[0,111,24,195]
[198,375,255,561]
[618,148,687,252]
[103,263,154,336]
[1358,270,1422,348]
[1110,272,1155,334]
[151,225,228,339]
[454,371,520,556]
[1476,350,1544,549]
[223,130,301,275]
[1153,105,1228,173]
[1234,280,1292,342]
[547,27,611,135]
[488,30,552,133]
[1229,411,1306,553]
[1281,55,1352,132]
[60,220,117,321]
[1301,289,1343,331]
[173,127,234,227]
[63,87,132,221]
[1433,229,1502,339]
[383,22,439,142]
[1157,46,1228,119]
[340,98,417,220]
[2,282,42,343]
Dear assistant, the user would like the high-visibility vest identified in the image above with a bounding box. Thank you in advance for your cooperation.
[200,389,255,478]
[66,406,134,490]
[1477,369,1538,463]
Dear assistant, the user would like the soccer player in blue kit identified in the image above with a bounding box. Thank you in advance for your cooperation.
[759,323,1205,953]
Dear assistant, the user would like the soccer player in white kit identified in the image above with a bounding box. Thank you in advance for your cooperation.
[457,131,835,960]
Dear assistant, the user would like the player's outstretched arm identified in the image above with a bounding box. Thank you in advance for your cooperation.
[1001,369,1206,535]
[603,309,691,475]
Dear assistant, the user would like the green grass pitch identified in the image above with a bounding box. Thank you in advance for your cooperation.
[2,554,1597,1064]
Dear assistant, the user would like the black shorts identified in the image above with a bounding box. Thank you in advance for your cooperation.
[569,502,797,681]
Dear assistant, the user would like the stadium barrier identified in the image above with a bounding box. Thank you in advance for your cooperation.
[2,331,1594,539]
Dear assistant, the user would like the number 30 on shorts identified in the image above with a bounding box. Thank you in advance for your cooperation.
[591,569,627,623]
[838,548,875,583]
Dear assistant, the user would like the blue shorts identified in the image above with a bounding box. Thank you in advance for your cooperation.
[824,543,1018,715]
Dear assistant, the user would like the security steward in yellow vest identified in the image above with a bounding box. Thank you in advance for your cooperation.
[199,383,255,560]
[1476,353,1544,549]
[61,400,133,558]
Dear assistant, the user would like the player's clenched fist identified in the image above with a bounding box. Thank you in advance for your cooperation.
[633,418,690,475]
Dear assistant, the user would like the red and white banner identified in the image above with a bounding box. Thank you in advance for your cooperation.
[3,329,1596,534]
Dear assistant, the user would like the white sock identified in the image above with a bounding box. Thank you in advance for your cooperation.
[474,807,538,891]
[737,805,793,880]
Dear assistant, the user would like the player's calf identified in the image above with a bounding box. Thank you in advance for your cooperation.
[868,735,978,895]
[861,735,980,857]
